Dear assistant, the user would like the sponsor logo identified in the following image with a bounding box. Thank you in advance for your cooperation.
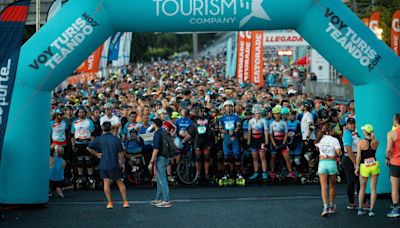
[393,18,400,32]
[153,0,271,27]
[0,59,11,124]
[324,8,381,72]
[29,12,99,71]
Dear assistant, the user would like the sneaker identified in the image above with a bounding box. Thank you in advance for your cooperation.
[387,207,400,218]
[346,203,357,210]
[361,202,370,209]
[151,199,162,206]
[262,172,268,180]
[287,172,296,178]
[357,208,366,216]
[328,204,336,214]
[155,201,172,208]
[106,202,113,209]
[249,173,259,180]
[123,201,130,208]
[368,209,375,217]
[269,172,276,179]
[321,208,329,217]
[237,174,244,179]
[167,176,176,183]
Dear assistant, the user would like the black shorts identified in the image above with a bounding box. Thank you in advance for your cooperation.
[100,168,123,181]
[50,180,64,190]
[390,164,400,177]
[195,135,212,150]
[75,143,90,157]
[250,137,265,151]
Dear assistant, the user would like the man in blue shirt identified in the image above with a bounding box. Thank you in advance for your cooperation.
[87,122,129,209]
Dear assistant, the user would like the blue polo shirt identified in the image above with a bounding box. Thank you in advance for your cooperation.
[88,133,123,170]
[153,128,164,153]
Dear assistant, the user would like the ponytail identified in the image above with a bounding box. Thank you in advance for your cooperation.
[315,123,330,144]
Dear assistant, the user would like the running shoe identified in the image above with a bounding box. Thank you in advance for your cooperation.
[328,204,336,214]
[357,208,366,216]
[123,201,130,208]
[368,209,375,217]
[269,172,276,179]
[249,173,259,180]
[387,207,400,218]
[361,202,370,209]
[262,172,268,180]
[287,172,296,178]
[346,203,357,210]
[151,199,163,206]
[156,201,172,208]
[167,175,176,183]
[106,202,113,209]
[321,208,329,217]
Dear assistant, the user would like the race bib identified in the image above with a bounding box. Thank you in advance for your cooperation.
[179,129,188,137]
[225,121,235,131]
[76,127,89,139]
[364,158,376,167]
[288,132,295,137]
[197,126,206,134]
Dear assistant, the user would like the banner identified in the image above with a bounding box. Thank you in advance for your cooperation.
[250,31,264,87]
[264,30,309,46]
[108,32,123,61]
[83,45,103,72]
[226,37,233,78]
[67,73,97,85]
[391,10,400,55]
[0,0,30,161]
[113,32,133,67]
[243,31,252,82]
[46,0,62,21]
[236,32,245,84]
[361,18,369,27]
[369,12,382,39]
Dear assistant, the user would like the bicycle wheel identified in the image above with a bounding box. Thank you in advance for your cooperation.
[176,158,197,185]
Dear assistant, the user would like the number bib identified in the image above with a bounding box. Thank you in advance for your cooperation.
[364,158,376,167]
[197,126,206,134]
[225,121,235,131]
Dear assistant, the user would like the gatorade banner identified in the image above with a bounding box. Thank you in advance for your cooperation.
[391,10,400,55]
[108,32,123,61]
[243,31,252,82]
[0,0,30,161]
[236,32,245,84]
[361,18,369,27]
[250,31,264,87]
[83,45,103,73]
[369,12,381,39]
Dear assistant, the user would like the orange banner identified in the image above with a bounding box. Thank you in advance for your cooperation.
[243,31,252,83]
[250,31,264,87]
[67,73,97,85]
[361,18,369,27]
[236,32,246,84]
[84,45,103,73]
[369,12,382,39]
[391,10,400,55]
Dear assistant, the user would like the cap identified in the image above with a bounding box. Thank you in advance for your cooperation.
[361,124,374,134]
[104,103,113,109]
[171,112,181,119]
[157,109,167,115]
[151,117,163,127]
[346,118,356,125]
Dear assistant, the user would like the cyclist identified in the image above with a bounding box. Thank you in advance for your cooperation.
[287,110,303,170]
[100,103,121,136]
[301,100,316,163]
[342,118,362,209]
[51,108,68,149]
[386,113,400,218]
[315,123,342,217]
[269,105,295,179]
[174,108,194,158]
[355,124,379,216]
[71,105,95,189]
[219,100,243,184]
[247,104,269,181]
[194,106,213,182]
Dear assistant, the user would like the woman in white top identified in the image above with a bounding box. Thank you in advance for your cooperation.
[315,123,343,217]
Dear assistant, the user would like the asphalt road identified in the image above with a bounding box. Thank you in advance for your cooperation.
[1,184,399,228]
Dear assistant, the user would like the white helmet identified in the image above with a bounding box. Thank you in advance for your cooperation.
[252,104,262,114]
[223,100,234,107]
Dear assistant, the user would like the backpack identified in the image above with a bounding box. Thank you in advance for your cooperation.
[161,132,177,158]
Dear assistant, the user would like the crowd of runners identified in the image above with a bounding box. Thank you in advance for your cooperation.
[49,58,400,216]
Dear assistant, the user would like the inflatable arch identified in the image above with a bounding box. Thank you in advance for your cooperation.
[1,0,399,204]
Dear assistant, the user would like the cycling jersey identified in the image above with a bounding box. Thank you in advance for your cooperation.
[270,120,288,142]
[220,114,241,133]
[71,118,95,144]
[122,121,142,137]
[51,120,67,146]
[175,117,193,138]
[248,118,268,139]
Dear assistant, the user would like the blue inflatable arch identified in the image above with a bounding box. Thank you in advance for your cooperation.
[1,0,399,204]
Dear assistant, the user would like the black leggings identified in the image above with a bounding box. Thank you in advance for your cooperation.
[341,156,360,204]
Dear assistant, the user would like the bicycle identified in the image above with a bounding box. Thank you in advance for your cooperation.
[176,146,197,185]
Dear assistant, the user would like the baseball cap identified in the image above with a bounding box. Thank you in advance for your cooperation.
[346,118,356,125]
[171,112,181,119]
[151,117,163,128]
[361,124,374,134]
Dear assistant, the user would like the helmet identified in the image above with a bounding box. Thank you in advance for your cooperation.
[104,103,113,109]
[252,104,262,114]
[272,105,282,114]
[281,107,290,115]
[54,108,64,115]
[303,101,313,110]
[223,100,234,107]
[91,106,101,113]
[244,108,252,116]
[157,109,167,115]
[75,105,86,117]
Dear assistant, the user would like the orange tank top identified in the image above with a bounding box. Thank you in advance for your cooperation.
[392,128,400,166]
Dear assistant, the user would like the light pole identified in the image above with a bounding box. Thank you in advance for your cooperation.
[36,0,40,31]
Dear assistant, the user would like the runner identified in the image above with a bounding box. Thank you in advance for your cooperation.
[386,113,400,218]
[355,124,379,216]
[100,103,121,136]
[315,123,342,217]
[247,104,269,181]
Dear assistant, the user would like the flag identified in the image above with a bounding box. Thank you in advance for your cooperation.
[83,45,103,73]
[113,32,133,67]
[46,0,62,21]
[236,32,246,84]
[250,31,264,87]
[391,10,400,55]
[108,32,123,61]
[0,0,30,161]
